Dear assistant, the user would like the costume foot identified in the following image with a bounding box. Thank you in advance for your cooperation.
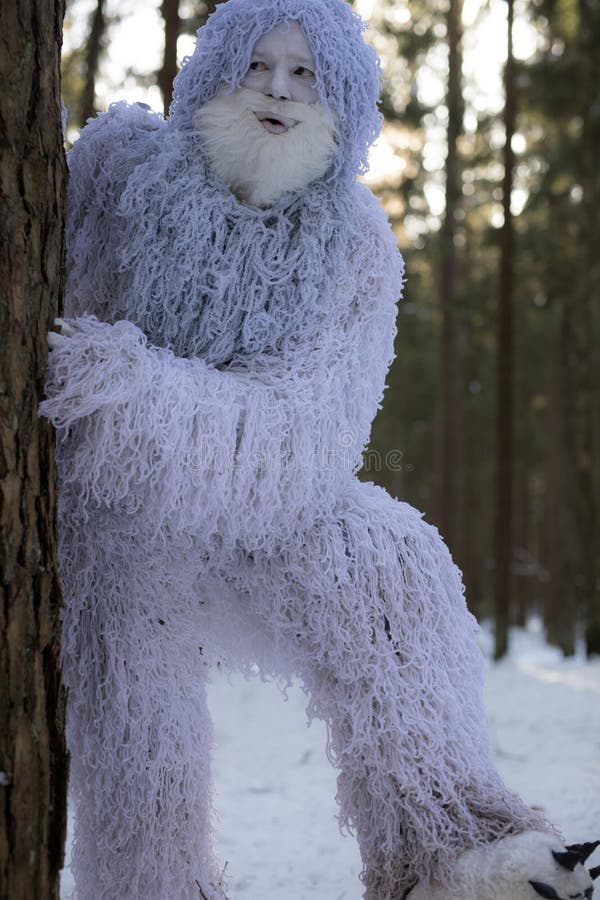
[406,831,599,900]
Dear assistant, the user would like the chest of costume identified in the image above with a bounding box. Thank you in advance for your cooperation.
[107,148,348,365]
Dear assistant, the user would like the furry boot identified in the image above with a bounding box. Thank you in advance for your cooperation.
[407,832,599,900]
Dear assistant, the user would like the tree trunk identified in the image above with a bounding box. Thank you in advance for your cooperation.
[544,302,576,655]
[435,0,464,554]
[80,0,106,126]
[0,1,68,898]
[158,0,180,117]
[159,0,222,117]
[513,464,530,629]
[459,320,483,618]
[576,0,600,656]
[493,0,515,660]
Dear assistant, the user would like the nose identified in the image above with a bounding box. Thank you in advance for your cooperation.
[264,67,291,101]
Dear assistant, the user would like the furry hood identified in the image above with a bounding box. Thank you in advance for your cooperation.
[168,0,382,183]
[64,0,389,366]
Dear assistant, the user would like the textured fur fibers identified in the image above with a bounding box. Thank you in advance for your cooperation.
[41,0,550,897]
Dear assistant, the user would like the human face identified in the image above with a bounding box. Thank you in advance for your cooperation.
[241,20,319,133]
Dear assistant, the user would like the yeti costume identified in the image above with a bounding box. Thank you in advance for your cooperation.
[39,0,580,898]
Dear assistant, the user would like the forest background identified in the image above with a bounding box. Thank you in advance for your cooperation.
[61,0,600,660]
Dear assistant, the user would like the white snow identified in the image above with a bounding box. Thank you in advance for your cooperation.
[60,619,600,898]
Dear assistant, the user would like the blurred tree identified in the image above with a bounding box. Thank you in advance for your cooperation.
[516,0,599,654]
[366,0,444,521]
[544,293,577,655]
[61,0,118,131]
[510,20,578,652]
[159,0,221,115]
[0,0,68,896]
[574,0,600,656]
[435,0,465,556]
[158,0,180,116]
[367,0,493,618]
[80,0,106,125]
[493,0,516,660]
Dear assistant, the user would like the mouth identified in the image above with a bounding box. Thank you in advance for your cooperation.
[254,111,299,134]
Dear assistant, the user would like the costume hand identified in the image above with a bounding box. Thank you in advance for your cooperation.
[47,317,79,352]
[41,316,149,428]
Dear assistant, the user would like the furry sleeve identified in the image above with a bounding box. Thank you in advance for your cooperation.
[41,193,403,553]
[64,102,165,320]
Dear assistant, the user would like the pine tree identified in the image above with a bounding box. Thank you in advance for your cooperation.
[0,1,68,895]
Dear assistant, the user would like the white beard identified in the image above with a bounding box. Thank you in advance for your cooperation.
[193,87,339,208]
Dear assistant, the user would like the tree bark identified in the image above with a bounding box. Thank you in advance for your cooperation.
[80,0,106,127]
[435,0,464,555]
[493,0,515,660]
[0,1,68,897]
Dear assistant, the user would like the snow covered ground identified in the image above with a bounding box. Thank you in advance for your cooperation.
[60,619,600,899]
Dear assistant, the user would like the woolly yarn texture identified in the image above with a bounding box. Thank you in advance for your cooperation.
[41,0,549,897]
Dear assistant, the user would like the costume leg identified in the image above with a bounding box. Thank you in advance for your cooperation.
[227,479,547,899]
[60,505,220,900]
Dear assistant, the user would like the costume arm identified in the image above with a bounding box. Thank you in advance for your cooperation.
[64,101,164,320]
[41,195,402,552]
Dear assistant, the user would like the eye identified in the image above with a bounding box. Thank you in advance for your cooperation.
[248,60,268,72]
[294,66,315,78]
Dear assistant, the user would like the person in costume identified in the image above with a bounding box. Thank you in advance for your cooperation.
[42,1,598,898]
